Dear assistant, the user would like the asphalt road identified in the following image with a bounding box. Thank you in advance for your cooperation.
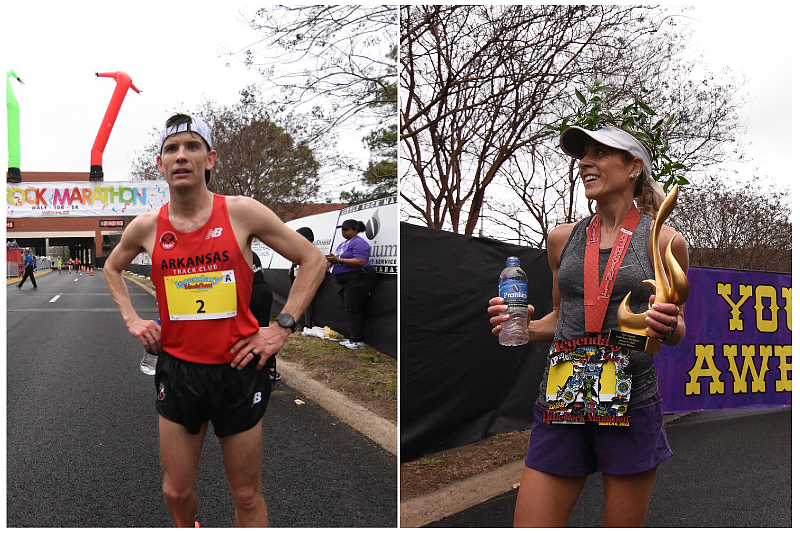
[7,270,397,528]
[425,406,791,528]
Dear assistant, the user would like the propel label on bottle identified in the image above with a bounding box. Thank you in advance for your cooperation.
[499,280,528,307]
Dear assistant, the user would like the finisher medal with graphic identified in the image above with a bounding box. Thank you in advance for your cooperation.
[544,337,632,426]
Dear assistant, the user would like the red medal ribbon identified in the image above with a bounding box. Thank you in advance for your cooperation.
[584,204,641,333]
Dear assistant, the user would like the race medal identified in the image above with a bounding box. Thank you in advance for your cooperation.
[544,338,632,426]
[163,270,238,321]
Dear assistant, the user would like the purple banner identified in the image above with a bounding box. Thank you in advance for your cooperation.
[655,267,791,413]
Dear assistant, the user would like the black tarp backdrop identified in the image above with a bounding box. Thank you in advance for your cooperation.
[264,270,397,358]
[400,222,553,462]
[121,265,397,358]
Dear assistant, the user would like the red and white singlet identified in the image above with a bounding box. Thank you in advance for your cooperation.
[150,194,258,364]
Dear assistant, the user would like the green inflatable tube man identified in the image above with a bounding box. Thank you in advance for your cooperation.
[7,70,23,183]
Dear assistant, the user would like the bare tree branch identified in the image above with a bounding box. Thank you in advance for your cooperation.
[229,5,398,133]
[400,5,747,242]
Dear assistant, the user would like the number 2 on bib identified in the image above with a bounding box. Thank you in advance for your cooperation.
[164,270,238,321]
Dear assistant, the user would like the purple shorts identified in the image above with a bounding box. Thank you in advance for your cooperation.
[525,393,672,477]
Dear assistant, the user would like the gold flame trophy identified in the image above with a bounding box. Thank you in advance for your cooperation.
[609,185,690,354]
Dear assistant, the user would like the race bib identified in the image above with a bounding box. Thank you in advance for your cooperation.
[163,270,238,321]
[544,337,632,426]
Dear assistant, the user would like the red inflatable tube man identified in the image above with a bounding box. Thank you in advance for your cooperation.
[90,71,140,181]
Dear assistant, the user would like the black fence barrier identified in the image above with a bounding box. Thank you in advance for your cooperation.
[400,222,553,462]
[264,269,397,358]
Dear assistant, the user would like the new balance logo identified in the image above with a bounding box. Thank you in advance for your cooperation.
[252,392,262,406]
[205,227,223,239]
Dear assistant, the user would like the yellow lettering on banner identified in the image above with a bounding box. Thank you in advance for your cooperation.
[91,187,108,204]
[724,344,771,394]
[717,283,752,331]
[774,345,792,393]
[7,188,24,205]
[781,287,792,332]
[755,285,779,333]
[686,345,725,395]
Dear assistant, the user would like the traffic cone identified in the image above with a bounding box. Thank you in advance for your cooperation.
[90,267,93,276]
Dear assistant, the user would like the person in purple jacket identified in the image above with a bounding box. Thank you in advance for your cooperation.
[325,219,377,349]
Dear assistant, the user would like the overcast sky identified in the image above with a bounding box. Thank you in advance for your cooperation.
[1,3,794,196]
[682,4,792,190]
[1,1,371,200]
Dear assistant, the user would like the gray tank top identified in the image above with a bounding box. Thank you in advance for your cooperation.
[537,213,660,406]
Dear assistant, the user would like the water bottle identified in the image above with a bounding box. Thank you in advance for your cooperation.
[140,318,160,375]
[498,256,529,346]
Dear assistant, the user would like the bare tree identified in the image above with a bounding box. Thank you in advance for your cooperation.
[128,97,322,221]
[670,178,791,272]
[202,100,320,221]
[400,5,746,242]
[340,123,397,204]
[129,134,161,182]
[229,6,398,202]
[230,5,397,131]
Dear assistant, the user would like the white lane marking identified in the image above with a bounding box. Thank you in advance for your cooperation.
[49,295,61,303]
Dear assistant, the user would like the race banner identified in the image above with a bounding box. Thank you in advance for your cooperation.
[333,196,398,274]
[6,181,169,217]
[253,209,341,269]
[656,267,791,413]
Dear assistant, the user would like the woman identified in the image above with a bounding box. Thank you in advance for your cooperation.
[325,219,377,350]
[488,126,689,527]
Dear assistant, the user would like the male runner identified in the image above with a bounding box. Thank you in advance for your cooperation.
[104,114,326,527]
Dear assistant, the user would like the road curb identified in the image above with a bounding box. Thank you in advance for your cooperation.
[276,356,398,456]
[121,271,156,297]
[401,459,524,527]
[400,412,691,527]
[119,271,398,456]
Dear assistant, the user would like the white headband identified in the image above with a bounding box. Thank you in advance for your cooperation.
[159,116,214,152]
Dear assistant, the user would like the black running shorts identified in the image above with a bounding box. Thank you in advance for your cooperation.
[154,351,272,437]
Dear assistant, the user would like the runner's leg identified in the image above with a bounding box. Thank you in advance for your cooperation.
[601,466,658,527]
[219,420,269,527]
[513,465,586,527]
[159,416,208,527]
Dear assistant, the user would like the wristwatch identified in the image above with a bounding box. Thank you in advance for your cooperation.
[277,313,297,333]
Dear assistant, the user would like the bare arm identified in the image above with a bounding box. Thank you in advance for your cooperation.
[227,197,327,368]
[231,197,326,320]
[103,212,161,353]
